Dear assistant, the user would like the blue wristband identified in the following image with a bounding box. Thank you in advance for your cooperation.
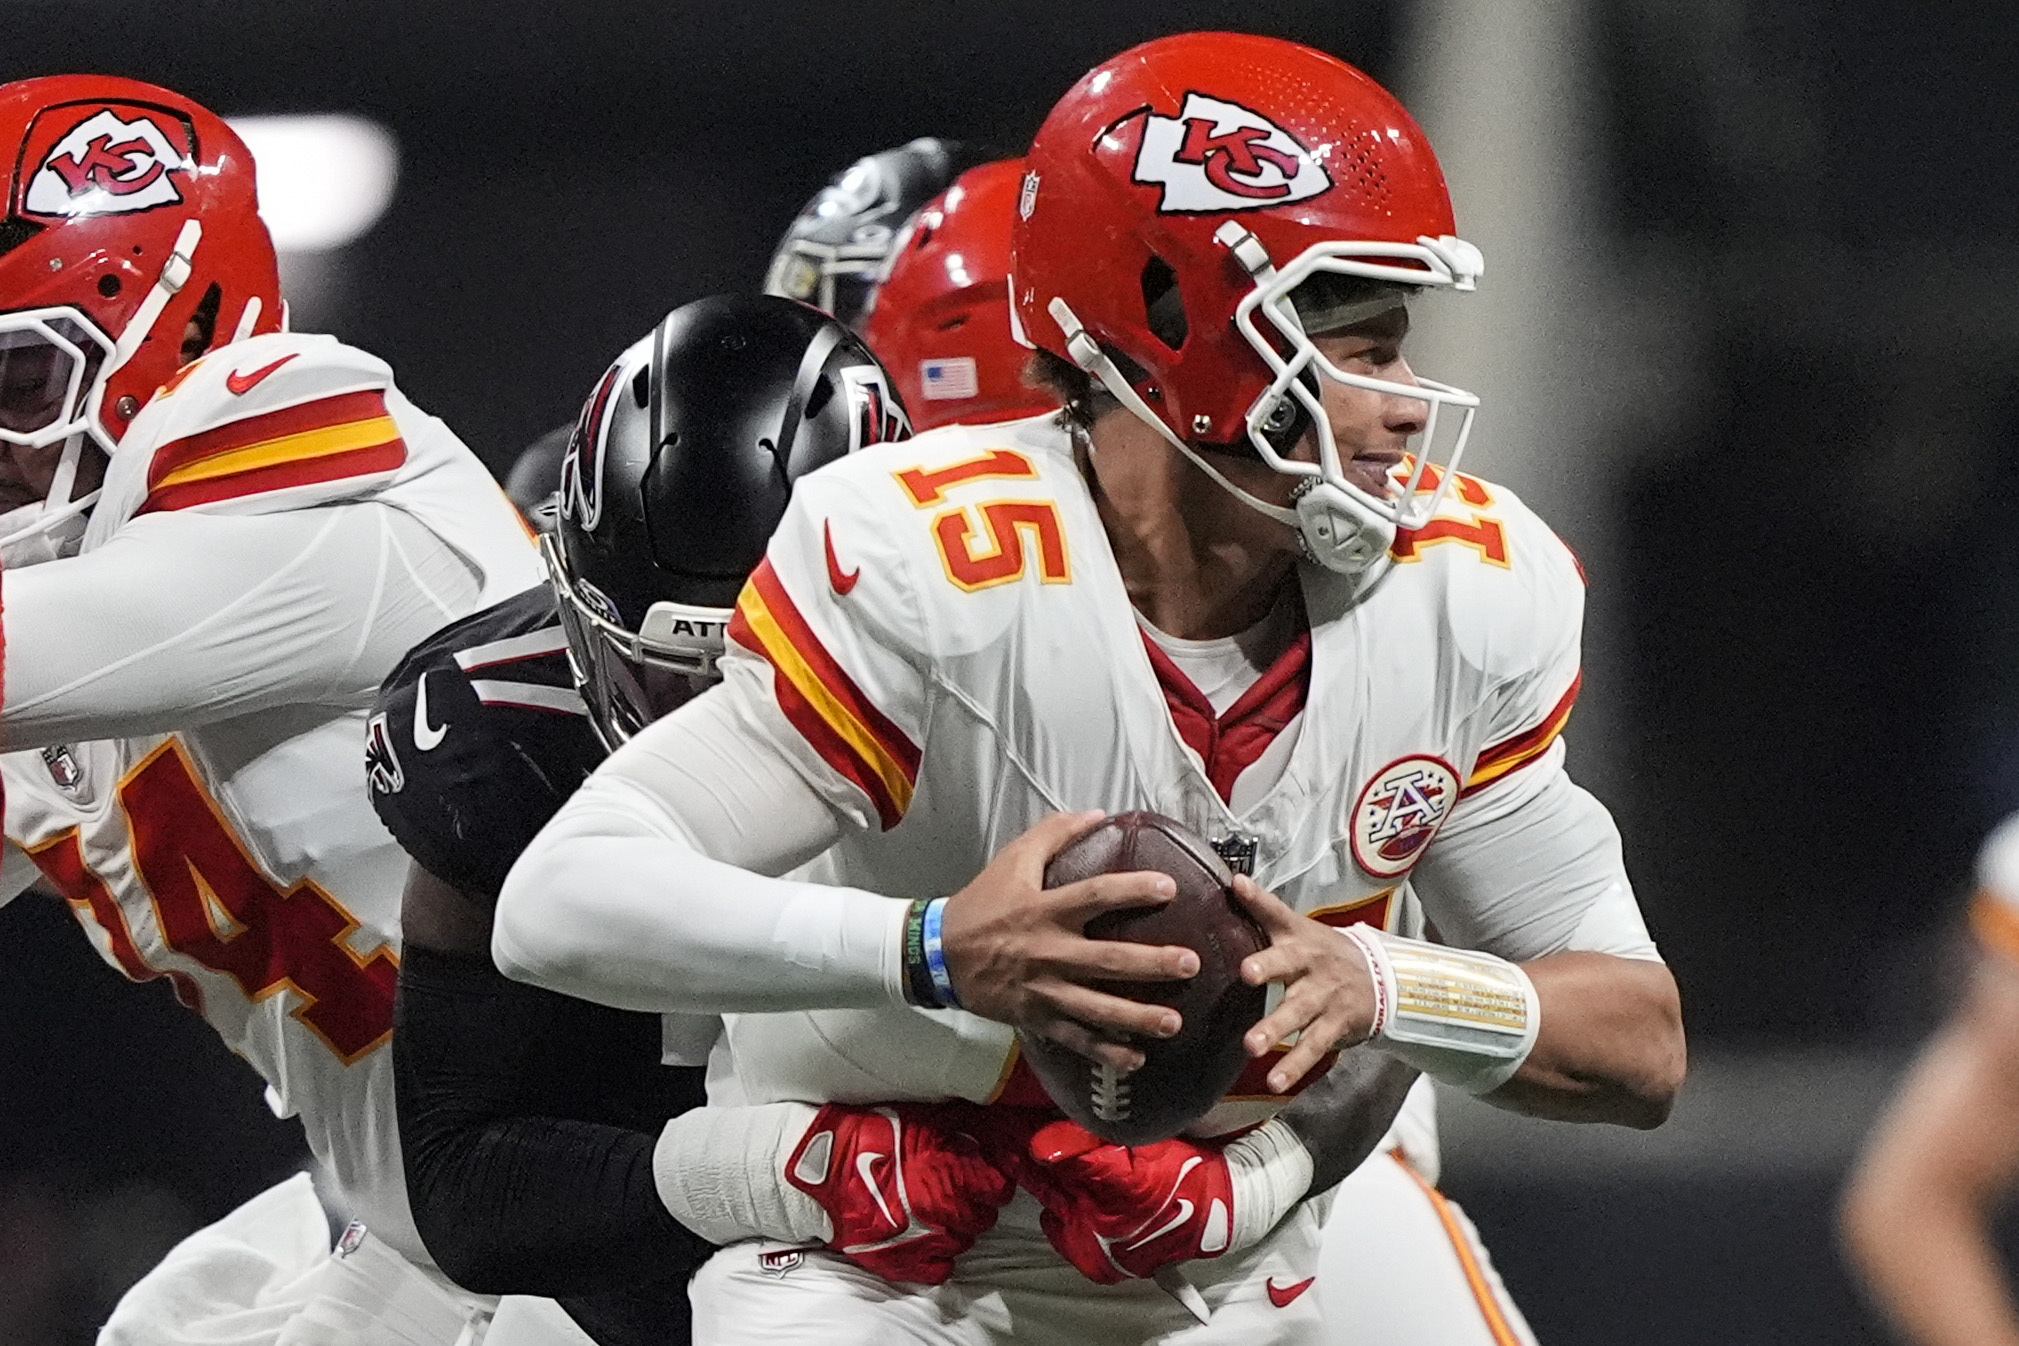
[921,896,960,1009]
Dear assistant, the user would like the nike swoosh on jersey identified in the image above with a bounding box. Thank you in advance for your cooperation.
[413,672,448,751]
[855,1152,902,1230]
[225,353,298,397]
[1266,1276,1317,1308]
[824,519,860,595]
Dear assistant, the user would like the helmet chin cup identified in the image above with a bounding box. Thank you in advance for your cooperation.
[1295,481,1394,575]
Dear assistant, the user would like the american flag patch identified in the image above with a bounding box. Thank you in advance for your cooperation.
[919,357,979,401]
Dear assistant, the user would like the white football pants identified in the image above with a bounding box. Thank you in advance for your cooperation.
[1317,1149,1538,1346]
[693,1188,1332,1346]
[95,1173,596,1346]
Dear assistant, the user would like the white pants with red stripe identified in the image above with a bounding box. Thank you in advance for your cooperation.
[95,1173,596,1346]
[1317,1150,1538,1346]
[692,1188,1333,1346]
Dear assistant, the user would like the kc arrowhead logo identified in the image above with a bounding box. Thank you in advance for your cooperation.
[1132,93,1332,215]
[25,108,193,219]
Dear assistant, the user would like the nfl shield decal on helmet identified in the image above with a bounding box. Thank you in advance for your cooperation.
[24,107,195,219]
[1350,755,1459,878]
[1131,92,1332,214]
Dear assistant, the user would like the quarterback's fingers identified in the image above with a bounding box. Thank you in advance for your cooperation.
[1049,870,1179,921]
[1054,932,1198,983]
[1231,874,1303,936]
[1244,984,1328,1058]
[1038,977,1182,1040]
[1266,1017,1351,1093]
[1239,940,1310,987]
[1035,1014,1148,1073]
[1010,811,1109,876]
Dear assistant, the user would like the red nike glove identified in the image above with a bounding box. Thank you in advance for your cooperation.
[1019,1119,1239,1283]
[783,1102,1019,1285]
[1020,1116,1316,1284]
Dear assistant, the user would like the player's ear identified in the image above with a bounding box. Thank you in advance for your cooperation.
[181,284,223,364]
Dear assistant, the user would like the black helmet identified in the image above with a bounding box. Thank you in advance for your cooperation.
[548,293,911,746]
[504,422,571,533]
[762,137,975,330]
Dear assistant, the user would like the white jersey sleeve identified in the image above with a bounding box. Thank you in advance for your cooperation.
[2,505,479,749]
[1409,491,1658,964]
[1,332,521,749]
[716,462,937,833]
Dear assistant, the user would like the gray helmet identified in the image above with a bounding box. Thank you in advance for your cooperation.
[762,138,973,329]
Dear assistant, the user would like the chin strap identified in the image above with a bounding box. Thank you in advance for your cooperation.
[230,295,263,345]
[109,219,202,378]
[1047,297,1298,529]
[1045,297,1395,576]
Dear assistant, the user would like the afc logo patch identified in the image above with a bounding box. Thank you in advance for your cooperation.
[1350,755,1459,878]
[24,107,194,220]
[1131,92,1332,215]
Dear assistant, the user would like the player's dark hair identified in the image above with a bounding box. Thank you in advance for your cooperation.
[1027,348,1106,431]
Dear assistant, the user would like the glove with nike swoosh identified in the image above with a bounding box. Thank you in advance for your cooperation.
[652,1100,1025,1286]
[1018,1116,1314,1283]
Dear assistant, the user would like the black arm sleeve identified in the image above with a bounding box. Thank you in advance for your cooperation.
[1280,1047,1421,1196]
[392,943,713,1306]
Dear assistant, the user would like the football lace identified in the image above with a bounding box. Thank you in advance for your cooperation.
[1090,1060,1131,1121]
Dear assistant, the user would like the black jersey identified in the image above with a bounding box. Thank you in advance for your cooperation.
[370,584,606,901]
[373,584,707,1345]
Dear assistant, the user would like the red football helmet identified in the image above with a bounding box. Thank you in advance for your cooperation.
[0,76,282,472]
[861,158,1057,431]
[1011,33,1484,574]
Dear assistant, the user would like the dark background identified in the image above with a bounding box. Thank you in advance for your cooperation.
[4,1,2019,1341]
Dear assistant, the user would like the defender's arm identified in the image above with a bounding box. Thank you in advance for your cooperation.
[395,863,713,1299]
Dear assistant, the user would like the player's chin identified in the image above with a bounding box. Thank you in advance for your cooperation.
[1342,458,1402,499]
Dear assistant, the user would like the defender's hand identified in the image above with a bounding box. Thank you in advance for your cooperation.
[1234,876,1380,1093]
[941,811,1199,1071]
[784,1102,1019,1286]
[1019,1119,1238,1283]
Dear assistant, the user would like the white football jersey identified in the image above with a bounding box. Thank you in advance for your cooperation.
[712,414,1594,1135]
[1,332,543,1262]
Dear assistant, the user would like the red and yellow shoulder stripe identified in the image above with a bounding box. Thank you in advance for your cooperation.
[138,388,407,515]
[1462,671,1581,798]
[728,559,920,830]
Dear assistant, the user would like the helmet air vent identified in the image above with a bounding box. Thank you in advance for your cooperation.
[1140,255,1187,351]
[0,218,44,260]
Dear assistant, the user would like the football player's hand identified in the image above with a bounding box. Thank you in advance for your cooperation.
[784,1101,1021,1285]
[1234,875,1380,1093]
[940,811,1199,1071]
[1019,1117,1319,1283]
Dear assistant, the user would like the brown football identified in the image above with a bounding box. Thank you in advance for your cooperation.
[1018,811,1268,1145]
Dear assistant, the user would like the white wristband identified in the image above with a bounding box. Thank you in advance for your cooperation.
[1340,926,1541,1095]
[1223,1117,1314,1252]
[653,1102,831,1245]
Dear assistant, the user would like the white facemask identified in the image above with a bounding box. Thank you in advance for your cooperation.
[0,492,92,567]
